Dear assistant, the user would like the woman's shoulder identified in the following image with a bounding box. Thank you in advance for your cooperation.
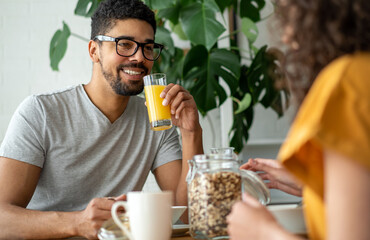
[321,52,370,81]
[325,52,370,69]
[316,52,370,97]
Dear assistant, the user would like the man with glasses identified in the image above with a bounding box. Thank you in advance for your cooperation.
[0,0,203,238]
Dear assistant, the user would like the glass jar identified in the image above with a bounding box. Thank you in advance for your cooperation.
[187,154,270,239]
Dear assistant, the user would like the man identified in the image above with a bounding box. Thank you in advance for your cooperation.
[0,0,203,238]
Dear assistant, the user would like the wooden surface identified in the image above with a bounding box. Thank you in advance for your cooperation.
[171,235,193,240]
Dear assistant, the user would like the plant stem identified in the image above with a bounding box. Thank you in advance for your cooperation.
[71,32,90,42]
[218,29,241,41]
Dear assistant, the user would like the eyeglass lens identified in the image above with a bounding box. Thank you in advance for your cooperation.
[116,39,161,60]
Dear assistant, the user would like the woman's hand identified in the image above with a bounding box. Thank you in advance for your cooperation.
[241,158,303,197]
[227,194,295,240]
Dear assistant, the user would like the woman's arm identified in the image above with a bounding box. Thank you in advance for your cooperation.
[324,149,370,240]
[241,158,303,197]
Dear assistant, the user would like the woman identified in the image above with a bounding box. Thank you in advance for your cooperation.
[227,0,370,239]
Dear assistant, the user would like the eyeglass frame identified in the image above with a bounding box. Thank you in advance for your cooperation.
[93,35,164,61]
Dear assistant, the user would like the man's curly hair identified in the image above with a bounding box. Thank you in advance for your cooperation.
[275,0,370,105]
[90,0,156,40]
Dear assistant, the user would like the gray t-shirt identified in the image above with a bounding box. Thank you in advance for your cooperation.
[0,85,182,211]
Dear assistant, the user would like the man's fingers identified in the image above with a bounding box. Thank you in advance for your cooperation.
[160,83,175,97]
[114,194,127,201]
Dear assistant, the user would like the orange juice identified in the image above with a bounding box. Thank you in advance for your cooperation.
[144,85,172,131]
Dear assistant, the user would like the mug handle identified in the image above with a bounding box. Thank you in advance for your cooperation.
[111,201,133,240]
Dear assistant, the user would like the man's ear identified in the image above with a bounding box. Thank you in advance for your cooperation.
[88,40,100,62]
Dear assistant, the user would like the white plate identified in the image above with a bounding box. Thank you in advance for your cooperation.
[172,206,187,224]
[268,204,306,234]
[172,224,189,236]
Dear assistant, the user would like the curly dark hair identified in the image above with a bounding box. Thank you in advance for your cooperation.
[90,0,156,40]
[275,0,370,105]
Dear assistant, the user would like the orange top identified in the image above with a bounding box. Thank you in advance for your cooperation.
[278,52,370,240]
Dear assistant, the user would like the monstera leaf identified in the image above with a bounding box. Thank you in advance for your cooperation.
[146,0,177,10]
[215,0,234,13]
[155,26,175,55]
[179,0,226,50]
[49,22,71,71]
[240,0,265,22]
[241,17,258,45]
[182,45,240,115]
[74,0,101,17]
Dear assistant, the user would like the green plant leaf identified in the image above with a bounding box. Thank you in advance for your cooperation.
[49,22,71,71]
[153,47,184,84]
[246,45,268,102]
[157,4,180,24]
[74,0,101,17]
[229,109,252,154]
[155,26,175,55]
[183,45,221,114]
[241,17,258,44]
[169,22,188,40]
[183,45,240,115]
[180,0,226,50]
[209,49,240,95]
[239,0,265,22]
[232,93,252,114]
[215,0,233,12]
[146,0,176,10]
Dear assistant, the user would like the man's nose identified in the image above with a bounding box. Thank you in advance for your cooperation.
[128,46,146,62]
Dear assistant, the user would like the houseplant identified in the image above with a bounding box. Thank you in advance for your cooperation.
[49,0,289,153]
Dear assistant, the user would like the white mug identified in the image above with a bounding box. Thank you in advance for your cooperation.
[111,191,173,240]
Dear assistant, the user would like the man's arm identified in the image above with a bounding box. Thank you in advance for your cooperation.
[0,157,118,239]
[0,157,76,239]
[155,83,204,206]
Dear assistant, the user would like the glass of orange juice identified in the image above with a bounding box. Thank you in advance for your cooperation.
[143,73,172,131]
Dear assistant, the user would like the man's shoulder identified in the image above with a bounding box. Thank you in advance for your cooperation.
[34,84,81,99]
[16,85,83,116]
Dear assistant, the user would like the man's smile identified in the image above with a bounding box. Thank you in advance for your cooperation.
[123,69,143,75]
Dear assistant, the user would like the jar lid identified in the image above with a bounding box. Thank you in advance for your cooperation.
[193,154,236,162]
[240,169,271,205]
[98,214,129,240]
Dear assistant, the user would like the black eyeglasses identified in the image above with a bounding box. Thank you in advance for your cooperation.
[94,35,164,61]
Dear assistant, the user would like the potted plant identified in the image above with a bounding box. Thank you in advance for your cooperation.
[49,0,289,153]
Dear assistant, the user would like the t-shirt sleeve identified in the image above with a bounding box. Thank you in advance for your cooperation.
[278,53,370,183]
[151,127,182,171]
[0,96,46,168]
[315,60,370,170]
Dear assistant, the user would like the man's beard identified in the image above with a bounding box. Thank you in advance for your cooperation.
[100,62,148,96]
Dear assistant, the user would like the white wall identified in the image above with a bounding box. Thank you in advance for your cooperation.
[0,0,299,203]
[0,0,92,142]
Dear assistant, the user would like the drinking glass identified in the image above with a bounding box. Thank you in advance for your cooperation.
[143,73,172,131]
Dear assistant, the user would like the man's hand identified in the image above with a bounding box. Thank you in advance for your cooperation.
[241,158,303,197]
[160,83,201,133]
[74,194,126,239]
